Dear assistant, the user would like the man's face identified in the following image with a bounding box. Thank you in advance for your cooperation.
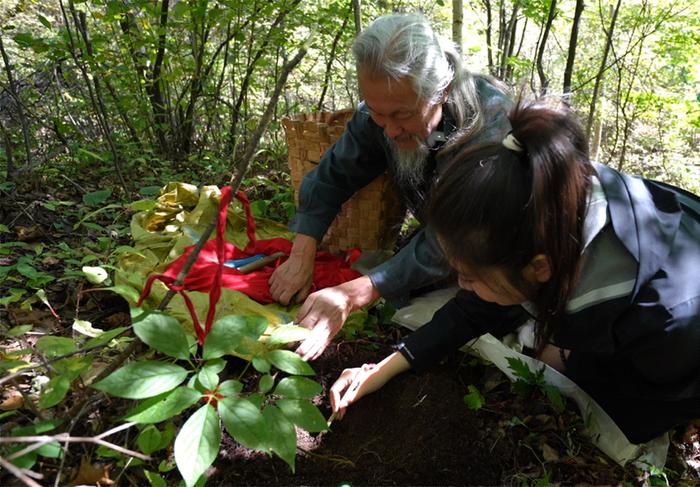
[359,70,443,150]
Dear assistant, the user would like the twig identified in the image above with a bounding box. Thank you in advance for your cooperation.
[0,454,44,487]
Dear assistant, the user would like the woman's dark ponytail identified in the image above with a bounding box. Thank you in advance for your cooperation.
[429,97,595,347]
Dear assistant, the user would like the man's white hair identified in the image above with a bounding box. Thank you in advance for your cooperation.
[352,12,483,135]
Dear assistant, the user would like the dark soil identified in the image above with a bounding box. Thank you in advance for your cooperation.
[208,330,699,486]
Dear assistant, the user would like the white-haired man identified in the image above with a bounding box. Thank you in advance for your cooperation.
[269,13,512,360]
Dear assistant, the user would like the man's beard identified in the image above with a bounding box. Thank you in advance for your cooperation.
[384,133,430,188]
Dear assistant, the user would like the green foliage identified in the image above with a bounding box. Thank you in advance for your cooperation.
[507,357,565,412]
[463,384,485,411]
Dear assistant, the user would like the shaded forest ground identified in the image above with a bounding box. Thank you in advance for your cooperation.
[1,185,699,486]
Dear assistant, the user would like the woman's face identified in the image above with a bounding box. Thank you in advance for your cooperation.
[453,261,531,306]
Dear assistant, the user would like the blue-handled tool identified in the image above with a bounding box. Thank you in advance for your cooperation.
[224,253,266,269]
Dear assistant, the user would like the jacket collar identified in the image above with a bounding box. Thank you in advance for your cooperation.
[594,162,681,297]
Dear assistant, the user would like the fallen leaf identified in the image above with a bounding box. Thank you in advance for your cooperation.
[0,388,24,410]
[67,456,114,486]
[541,442,560,462]
[683,423,698,444]
[42,256,60,266]
[16,225,43,241]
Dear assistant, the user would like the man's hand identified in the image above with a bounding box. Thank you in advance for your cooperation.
[329,352,410,419]
[294,276,380,361]
[269,234,317,305]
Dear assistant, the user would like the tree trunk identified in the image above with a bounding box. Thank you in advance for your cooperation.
[482,0,494,74]
[0,34,32,175]
[562,0,585,96]
[586,0,622,136]
[452,0,463,52]
[352,0,362,35]
[535,0,557,94]
[317,9,350,111]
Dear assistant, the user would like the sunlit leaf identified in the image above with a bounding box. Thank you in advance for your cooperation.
[276,398,327,433]
[273,376,322,399]
[262,405,297,471]
[265,350,315,376]
[202,315,268,359]
[134,312,191,360]
[218,397,267,451]
[38,375,71,408]
[124,387,202,424]
[93,361,188,399]
[267,324,310,346]
[36,336,77,358]
[174,405,220,487]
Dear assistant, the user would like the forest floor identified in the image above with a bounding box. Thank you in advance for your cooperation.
[1,188,700,486]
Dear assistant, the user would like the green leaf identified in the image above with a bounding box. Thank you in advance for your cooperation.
[134,312,191,360]
[7,325,33,337]
[273,376,322,399]
[543,384,565,412]
[265,350,315,376]
[124,387,202,424]
[463,385,485,411]
[144,470,167,487]
[202,315,268,359]
[103,285,141,303]
[267,324,310,346]
[218,397,267,451]
[83,326,128,348]
[53,356,91,381]
[35,336,77,358]
[507,357,536,383]
[36,441,62,458]
[174,404,220,487]
[252,357,270,373]
[129,199,157,212]
[138,425,163,455]
[198,368,218,391]
[258,375,274,394]
[262,405,297,471]
[93,361,188,399]
[276,399,327,433]
[37,14,52,28]
[38,375,71,409]
[83,189,112,205]
[217,380,242,397]
[82,266,109,284]
[139,186,162,196]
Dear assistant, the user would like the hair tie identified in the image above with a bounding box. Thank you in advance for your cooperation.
[502,132,524,153]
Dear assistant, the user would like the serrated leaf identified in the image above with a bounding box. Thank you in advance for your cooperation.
[38,375,71,408]
[82,266,108,284]
[218,397,267,451]
[203,315,268,359]
[276,399,327,433]
[36,336,77,358]
[265,350,315,376]
[262,405,297,471]
[174,405,220,487]
[124,387,202,424]
[258,375,274,394]
[134,312,191,360]
[507,357,535,382]
[93,361,188,399]
[463,385,485,411]
[267,324,310,346]
[543,384,565,412]
[273,376,322,399]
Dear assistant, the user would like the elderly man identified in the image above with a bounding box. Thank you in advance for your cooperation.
[269,13,512,360]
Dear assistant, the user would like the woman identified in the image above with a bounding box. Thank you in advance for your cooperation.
[329,98,700,444]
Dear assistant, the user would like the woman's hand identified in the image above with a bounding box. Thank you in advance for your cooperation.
[329,352,411,419]
[294,276,381,361]
[269,234,317,305]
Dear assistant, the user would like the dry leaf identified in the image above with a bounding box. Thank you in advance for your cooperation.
[42,255,60,266]
[541,442,560,462]
[0,388,24,411]
[67,456,114,486]
[16,225,43,241]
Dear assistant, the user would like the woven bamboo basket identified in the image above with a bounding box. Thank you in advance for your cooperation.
[282,110,405,253]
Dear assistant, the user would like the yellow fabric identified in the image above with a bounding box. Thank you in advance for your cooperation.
[116,183,295,337]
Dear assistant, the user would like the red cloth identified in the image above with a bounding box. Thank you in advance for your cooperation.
[137,186,362,344]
